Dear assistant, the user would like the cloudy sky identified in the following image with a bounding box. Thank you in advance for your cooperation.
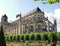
[0,0,60,31]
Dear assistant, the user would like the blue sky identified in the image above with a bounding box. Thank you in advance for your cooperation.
[0,0,60,31]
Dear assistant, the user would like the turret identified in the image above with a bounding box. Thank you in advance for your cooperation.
[1,14,8,25]
[54,19,57,31]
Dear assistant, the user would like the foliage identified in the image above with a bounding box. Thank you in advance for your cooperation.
[0,25,6,46]
[48,0,59,4]
[57,32,60,41]
[6,35,10,42]
[29,33,34,40]
[5,32,60,43]
[13,35,17,42]
[33,0,60,4]
[24,34,29,41]
[42,32,49,41]
[34,33,41,40]
[20,34,24,40]
[9,35,13,42]
[16,35,20,42]
[51,32,57,42]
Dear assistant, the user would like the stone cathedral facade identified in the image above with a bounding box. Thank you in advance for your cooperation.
[0,7,57,34]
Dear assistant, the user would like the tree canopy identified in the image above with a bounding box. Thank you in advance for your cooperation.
[33,0,60,4]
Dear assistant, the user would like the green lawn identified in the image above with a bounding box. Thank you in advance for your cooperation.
[6,43,60,46]
[6,42,45,46]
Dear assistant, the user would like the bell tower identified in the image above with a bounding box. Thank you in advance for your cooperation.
[1,14,8,25]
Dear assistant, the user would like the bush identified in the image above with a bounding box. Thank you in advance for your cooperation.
[6,35,10,42]
[50,32,57,42]
[20,34,24,41]
[16,35,20,42]
[35,33,41,40]
[40,32,44,40]
[4,32,60,43]
[57,32,60,41]
[9,35,13,42]
[43,33,49,41]
[29,34,34,40]
[24,34,29,41]
[13,35,17,42]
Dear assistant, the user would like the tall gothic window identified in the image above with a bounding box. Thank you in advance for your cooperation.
[36,15,43,23]
[38,25,41,29]
[42,26,47,31]
[30,25,33,32]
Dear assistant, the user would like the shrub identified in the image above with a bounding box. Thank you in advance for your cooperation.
[29,34,34,40]
[40,32,44,40]
[13,35,17,42]
[43,33,49,41]
[35,33,41,40]
[50,32,57,46]
[50,32,57,42]
[20,34,24,41]
[16,35,20,42]
[9,35,13,42]
[6,35,10,42]
[57,32,60,41]
[24,34,29,41]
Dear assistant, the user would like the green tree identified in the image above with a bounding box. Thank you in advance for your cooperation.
[33,0,60,4]
[0,25,6,46]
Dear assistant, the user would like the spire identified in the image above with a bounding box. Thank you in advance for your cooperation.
[36,7,41,12]
[54,19,57,26]
[16,12,21,18]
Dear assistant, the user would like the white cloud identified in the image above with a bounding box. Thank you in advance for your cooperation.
[45,8,60,32]
[54,9,60,19]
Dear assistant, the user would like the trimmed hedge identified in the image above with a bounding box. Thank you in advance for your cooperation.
[57,32,60,41]
[24,34,29,41]
[29,34,34,40]
[35,33,41,40]
[20,34,24,41]
[16,35,20,42]
[5,32,60,42]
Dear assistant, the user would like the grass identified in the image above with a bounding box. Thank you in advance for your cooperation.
[6,43,60,46]
[6,42,43,46]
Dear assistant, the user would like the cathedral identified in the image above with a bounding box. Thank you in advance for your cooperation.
[0,7,57,34]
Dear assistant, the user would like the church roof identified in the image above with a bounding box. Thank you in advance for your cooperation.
[22,7,42,18]
[33,7,41,12]
[25,7,41,15]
